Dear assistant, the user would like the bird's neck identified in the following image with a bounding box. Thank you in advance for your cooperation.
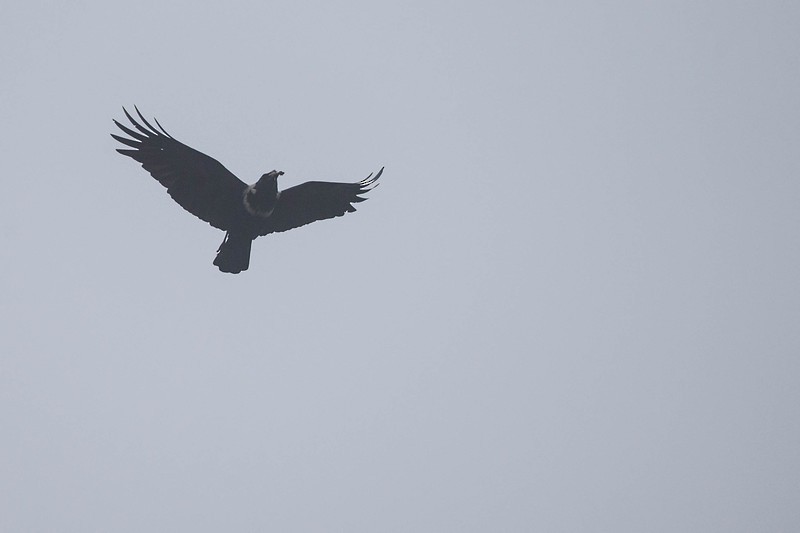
[243,183,279,217]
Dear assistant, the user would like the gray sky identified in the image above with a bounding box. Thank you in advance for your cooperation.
[2,1,799,531]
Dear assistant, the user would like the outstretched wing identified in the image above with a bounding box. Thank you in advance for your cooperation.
[111,107,247,231]
[258,168,383,236]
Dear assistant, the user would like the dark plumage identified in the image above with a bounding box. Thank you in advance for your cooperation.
[111,107,382,273]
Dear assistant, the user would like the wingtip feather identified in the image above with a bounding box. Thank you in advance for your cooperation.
[134,106,161,136]
[153,116,172,138]
[111,133,141,148]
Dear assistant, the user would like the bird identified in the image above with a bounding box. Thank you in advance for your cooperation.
[111,107,383,273]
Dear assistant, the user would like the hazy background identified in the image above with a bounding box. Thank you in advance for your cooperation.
[2,1,799,531]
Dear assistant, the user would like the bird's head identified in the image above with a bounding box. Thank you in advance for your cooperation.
[258,170,284,186]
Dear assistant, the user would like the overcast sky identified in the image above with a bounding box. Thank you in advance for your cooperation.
[2,1,799,531]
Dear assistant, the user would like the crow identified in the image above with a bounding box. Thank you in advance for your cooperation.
[111,107,382,273]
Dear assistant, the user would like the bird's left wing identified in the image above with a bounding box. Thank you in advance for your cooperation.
[257,168,383,236]
[112,107,247,231]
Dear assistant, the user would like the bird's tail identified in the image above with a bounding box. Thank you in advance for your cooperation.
[213,232,252,274]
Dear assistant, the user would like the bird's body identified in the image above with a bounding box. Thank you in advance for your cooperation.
[111,107,382,273]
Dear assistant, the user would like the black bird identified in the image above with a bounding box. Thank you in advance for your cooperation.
[111,107,382,273]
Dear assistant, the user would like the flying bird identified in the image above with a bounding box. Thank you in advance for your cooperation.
[111,107,383,273]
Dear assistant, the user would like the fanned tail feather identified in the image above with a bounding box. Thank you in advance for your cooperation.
[213,232,252,273]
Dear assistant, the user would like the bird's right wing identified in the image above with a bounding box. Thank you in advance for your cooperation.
[112,107,247,231]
